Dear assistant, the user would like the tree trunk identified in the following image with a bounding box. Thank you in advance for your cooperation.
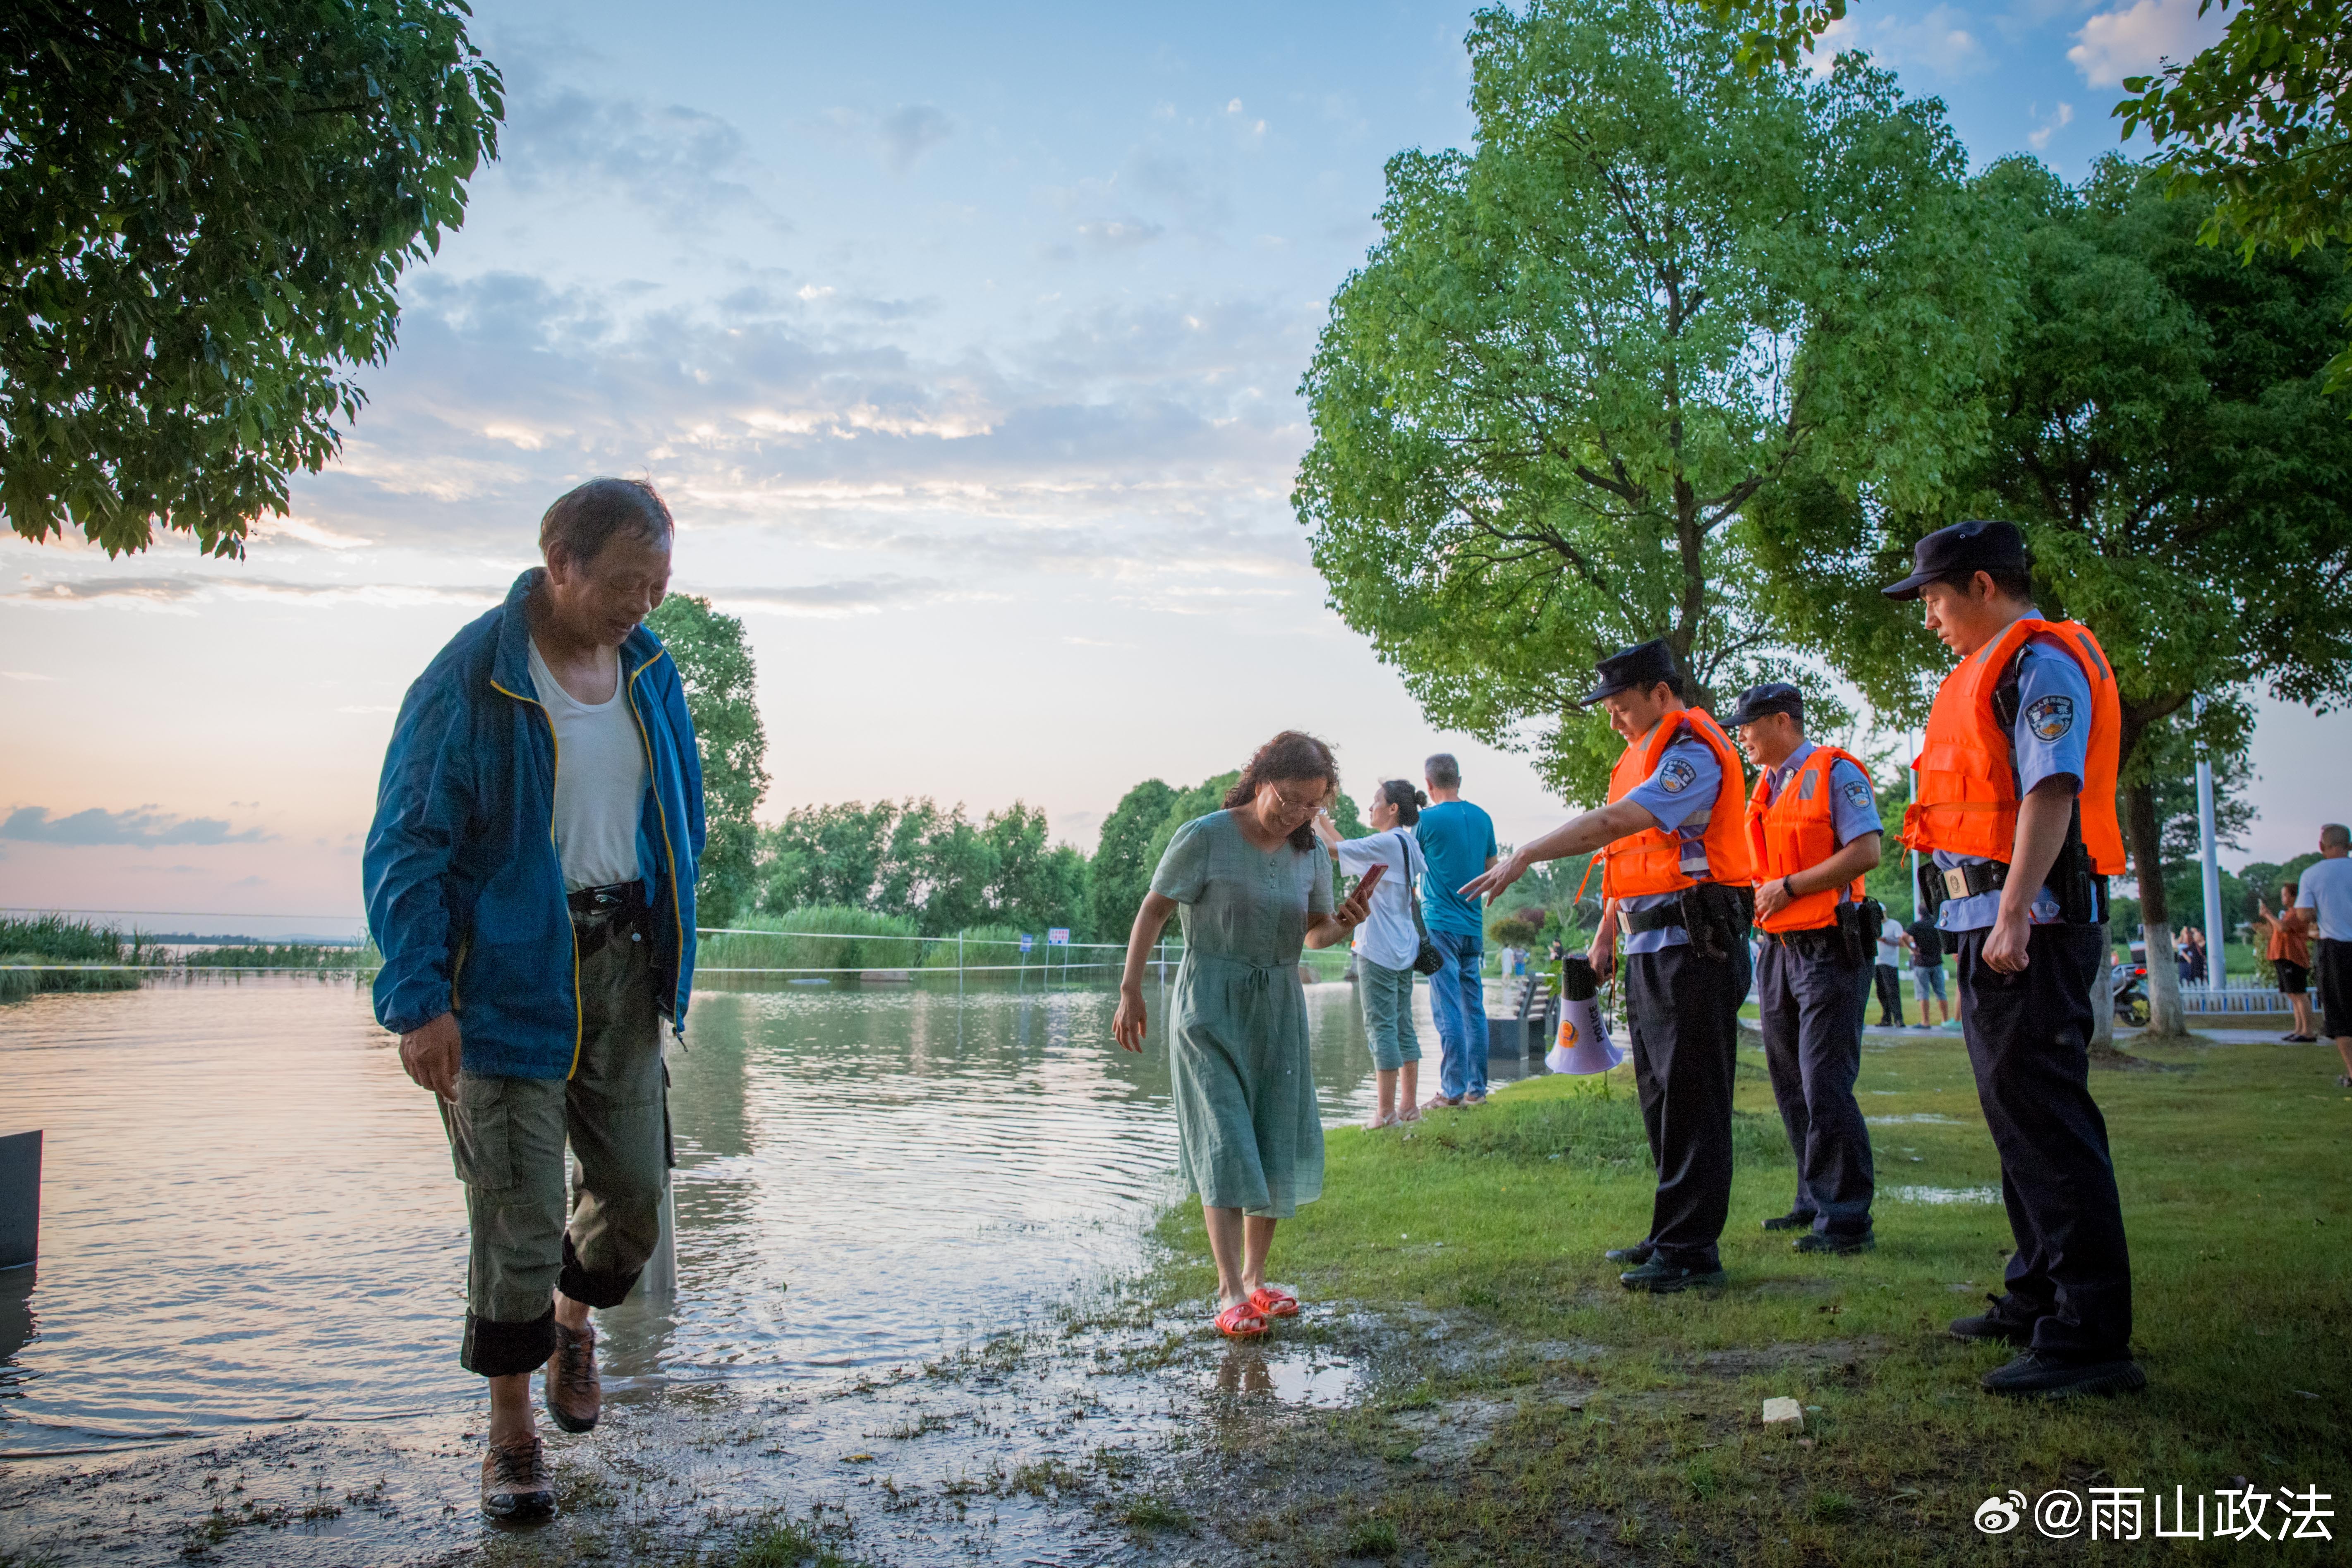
[2124,778,2187,1037]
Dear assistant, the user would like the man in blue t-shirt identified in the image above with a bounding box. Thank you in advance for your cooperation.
[1415,753,1497,1106]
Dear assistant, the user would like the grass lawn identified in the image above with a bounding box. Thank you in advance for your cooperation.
[1150,1032,2350,1564]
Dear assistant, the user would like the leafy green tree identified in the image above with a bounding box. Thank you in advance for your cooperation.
[1689,0,1850,69]
[982,802,1090,938]
[2115,0,2352,394]
[1761,156,2352,1034]
[878,800,997,936]
[2,0,503,555]
[1294,0,2008,803]
[759,801,898,913]
[645,594,767,929]
[1089,779,1178,941]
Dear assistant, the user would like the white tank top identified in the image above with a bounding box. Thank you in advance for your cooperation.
[526,639,647,891]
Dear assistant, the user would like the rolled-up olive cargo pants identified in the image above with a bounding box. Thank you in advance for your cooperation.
[438,917,669,1378]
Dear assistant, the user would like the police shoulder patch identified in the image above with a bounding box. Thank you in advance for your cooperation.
[2024,693,2076,742]
[1841,780,1873,810]
[1657,757,1698,795]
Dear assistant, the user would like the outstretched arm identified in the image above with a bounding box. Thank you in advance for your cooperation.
[1459,799,1659,903]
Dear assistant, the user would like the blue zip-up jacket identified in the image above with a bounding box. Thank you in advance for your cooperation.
[364,569,704,1079]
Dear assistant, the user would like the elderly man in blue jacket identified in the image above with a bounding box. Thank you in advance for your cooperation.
[364,477,704,1520]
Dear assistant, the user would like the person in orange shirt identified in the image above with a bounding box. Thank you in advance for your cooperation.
[1885,519,2141,1400]
[1730,682,1885,1254]
[2258,881,2317,1042]
[1463,640,1753,1293]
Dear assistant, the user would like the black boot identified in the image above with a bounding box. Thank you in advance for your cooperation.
[1792,1228,1874,1255]
[1618,1258,1725,1293]
[1948,1295,2037,1346]
[1979,1350,2146,1399]
[1603,1239,1655,1265]
[1761,1210,1816,1233]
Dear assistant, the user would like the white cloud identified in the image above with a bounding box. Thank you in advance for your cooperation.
[1,804,273,848]
[2026,101,2076,150]
[1809,5,1985,77]
[2068,0,2228,87]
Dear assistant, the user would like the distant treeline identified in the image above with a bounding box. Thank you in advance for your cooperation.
[744,772,1379,945]
[0,915,381,1004]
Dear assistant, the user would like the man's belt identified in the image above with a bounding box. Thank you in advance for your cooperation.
[568,881,648,956]
[568,881,647,922]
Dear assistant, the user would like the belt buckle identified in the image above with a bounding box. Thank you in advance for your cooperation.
[1942,867,1971,900]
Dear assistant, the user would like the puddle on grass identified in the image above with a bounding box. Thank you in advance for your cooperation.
[0,974,1444,1564]
[1886,1185,2002,1205]
[1206,1347,1363,1408]
[1865,1113,1964,1125]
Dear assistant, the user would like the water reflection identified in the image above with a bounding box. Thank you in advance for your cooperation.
[0,972,1447,1456]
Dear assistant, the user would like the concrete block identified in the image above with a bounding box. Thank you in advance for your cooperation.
[1761,1397,1804,1431]
[0,1130,38,1271]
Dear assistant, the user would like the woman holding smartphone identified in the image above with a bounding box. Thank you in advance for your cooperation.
[1114,730,1378,1338]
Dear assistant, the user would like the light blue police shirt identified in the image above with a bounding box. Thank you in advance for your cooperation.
[1934,626,2095,933]
[1615,731,1722,954]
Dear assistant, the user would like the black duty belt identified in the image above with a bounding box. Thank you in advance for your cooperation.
[1620,903,1686,936]
[1934,860,2009,902]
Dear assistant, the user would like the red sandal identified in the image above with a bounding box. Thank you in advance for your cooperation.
[1215,1301,1270,1338]
[1248,1286,1299,1319]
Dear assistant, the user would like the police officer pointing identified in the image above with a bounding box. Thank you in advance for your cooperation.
[1729,682,1882,1254]
[1885,520,2143,1398]
[1463,640,1754,1292]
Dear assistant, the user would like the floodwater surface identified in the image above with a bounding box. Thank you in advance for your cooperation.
[0,972,1486,1563]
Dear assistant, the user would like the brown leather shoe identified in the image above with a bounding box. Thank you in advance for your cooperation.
[546,1319,600,1434]
[480,1434,555,1520]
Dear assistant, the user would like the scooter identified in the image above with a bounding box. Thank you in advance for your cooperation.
[2111,961,2150,1028]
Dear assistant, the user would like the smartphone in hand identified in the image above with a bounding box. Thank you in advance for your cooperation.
[1353,862,1387,898]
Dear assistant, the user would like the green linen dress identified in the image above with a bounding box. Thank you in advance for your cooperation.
[1150,809,1332,1219]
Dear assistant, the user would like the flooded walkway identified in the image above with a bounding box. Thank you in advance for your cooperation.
[0,973,1449,1563]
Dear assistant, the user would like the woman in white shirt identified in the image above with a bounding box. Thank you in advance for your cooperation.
[1315,781,1432,1129]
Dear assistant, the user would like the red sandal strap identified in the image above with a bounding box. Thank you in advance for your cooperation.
[1215,1302,1269,1337]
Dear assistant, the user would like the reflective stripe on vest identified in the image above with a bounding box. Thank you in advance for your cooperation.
[1602,707,1756,900]
[1746,744,1871,934]
[1900,616,2126,875]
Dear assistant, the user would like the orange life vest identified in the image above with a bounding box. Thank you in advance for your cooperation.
[1746,745,1874,934]
[1901,617,2126,875]
[1602,707,1755,900]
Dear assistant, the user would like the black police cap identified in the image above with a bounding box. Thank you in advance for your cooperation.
[1579,638,1683,707]
[1882,519,2029,601]
[1724,682,1804,728]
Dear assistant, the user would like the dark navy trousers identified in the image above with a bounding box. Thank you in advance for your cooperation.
[1624,938,1750,1270]
[1757,938,1875,1236]
[1955,924,2134,1358]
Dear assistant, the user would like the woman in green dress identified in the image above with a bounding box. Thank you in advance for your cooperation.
[1114,731,1378,1337]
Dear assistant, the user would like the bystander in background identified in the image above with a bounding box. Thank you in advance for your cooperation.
[2292,825,2352,1086]
[1314,780,1431,1129]
[1904,913,1951,1028]
[1415,754,1497,1108]
[2258,882,2316,1042]
[1872,913,1906,1028]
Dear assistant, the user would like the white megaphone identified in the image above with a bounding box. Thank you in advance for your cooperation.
[1546,955,1624,1075]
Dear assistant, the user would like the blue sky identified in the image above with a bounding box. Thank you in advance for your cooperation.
[3,0,2342,930]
